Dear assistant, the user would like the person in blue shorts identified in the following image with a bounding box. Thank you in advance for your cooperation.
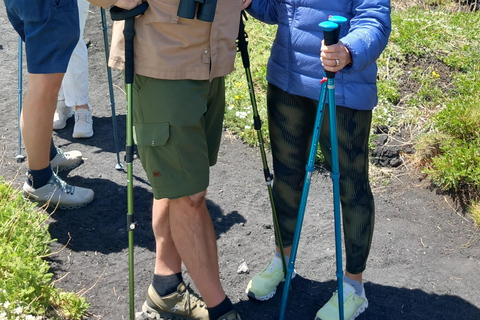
[3,0,141,209]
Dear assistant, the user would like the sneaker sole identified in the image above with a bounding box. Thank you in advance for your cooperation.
[314,299,368,320]
[23,192,94,210]
[51,159,82,173]
[140,301,199,320]
[246,270,296,302]
[72,132,94,138]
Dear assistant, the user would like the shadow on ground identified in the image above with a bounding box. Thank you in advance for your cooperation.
[234,277,480,320]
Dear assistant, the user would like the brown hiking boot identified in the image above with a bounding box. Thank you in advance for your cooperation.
[139,282,208,320]
[215,310,242,320]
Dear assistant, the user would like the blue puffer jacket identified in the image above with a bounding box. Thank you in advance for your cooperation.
[247,0,391,110]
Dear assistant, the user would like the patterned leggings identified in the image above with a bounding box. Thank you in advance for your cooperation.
[267,83,375,274]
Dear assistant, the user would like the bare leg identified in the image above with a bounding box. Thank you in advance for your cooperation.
[21,73,64,170]
[153,198,182,275]
[169,190,226,308]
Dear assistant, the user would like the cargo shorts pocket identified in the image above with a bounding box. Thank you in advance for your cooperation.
[133,122,184,189]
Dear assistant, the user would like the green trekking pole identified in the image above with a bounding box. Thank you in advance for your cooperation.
[110,3,149,319]
[236,12,287,278]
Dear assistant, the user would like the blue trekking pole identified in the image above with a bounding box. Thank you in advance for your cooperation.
[16,36,26,163]
[278,17,346,320]
[101,8,123,170]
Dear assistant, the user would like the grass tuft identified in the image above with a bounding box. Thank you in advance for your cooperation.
[0,180,89,320]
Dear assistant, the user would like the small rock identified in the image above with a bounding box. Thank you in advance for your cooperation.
[237,261,249,274]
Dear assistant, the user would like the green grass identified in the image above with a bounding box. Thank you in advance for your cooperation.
[225,3,480,215]
[0,180,89,320]
[225,20,275,146]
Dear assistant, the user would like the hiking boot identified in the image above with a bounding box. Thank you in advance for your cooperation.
[53,100,73,130]
[215,310,241,320]
[23,173,94,210]
[50,148,82,172]
[73,108,94,138]
[140,282,208,320]
[245,255,295,301]
[315,282,368,320]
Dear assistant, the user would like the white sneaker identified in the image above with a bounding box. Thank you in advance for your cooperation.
[53,100,73,130]
[50,147,82,172]
[73,108,94,138]
[23,173,94,210]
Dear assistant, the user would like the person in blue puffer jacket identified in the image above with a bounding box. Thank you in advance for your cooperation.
[245,1,391,319]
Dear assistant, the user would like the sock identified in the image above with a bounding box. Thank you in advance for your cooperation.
[50,139,57,161]
[344,275,363,296]
[275,251,289,265]
[27,166,53,189]
[152,272,182,296]
[208,296,233,320]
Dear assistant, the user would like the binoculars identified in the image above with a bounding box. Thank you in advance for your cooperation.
[177,0,217,22]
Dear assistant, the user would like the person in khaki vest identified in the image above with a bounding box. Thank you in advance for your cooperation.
[108,0,251,319]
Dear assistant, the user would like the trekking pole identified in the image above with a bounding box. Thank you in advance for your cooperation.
[16,36,25,163]
[110,3,149,319]
[101,8,123,170]
[326,15,348,320]
[278,18,344,320]
[236,11,287,276]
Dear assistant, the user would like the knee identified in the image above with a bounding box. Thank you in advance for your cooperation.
[174,190,207,210]
[185,191,207,208]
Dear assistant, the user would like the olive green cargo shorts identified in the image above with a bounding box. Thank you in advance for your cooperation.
[132,75,225,200]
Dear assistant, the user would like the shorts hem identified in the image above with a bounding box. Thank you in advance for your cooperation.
[152,180,209,200]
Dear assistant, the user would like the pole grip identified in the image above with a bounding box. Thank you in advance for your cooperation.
[319,21,339,79]
[110,3,149,84]
[237,12,250,69]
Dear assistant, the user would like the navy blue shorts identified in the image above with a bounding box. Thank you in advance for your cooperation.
[5,0,80,74]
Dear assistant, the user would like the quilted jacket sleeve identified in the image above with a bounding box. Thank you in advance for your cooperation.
[340,0,391,74]
[246,0,280,24]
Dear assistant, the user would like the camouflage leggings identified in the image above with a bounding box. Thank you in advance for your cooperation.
[267,83,375,274]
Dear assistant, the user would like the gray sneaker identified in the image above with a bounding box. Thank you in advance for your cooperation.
[23,173,94,210]
[50,148,82,172]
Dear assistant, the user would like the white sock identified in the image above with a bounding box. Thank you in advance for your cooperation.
[344,275,363,296]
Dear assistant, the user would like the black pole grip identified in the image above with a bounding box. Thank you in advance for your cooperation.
[237,12,250,69]
[110,3,149,84]
[123,18,135,84]
[323,28,339,79]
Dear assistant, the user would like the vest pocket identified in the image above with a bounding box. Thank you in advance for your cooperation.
[144,0,180,24]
